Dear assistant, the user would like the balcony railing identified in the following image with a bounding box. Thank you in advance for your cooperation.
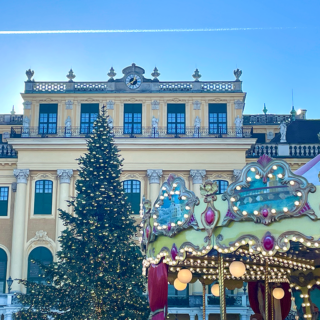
[10,126,252,139]
[25,80,242,94]
[246,144,279,157]
[247,143,320,158]
[243,114,291,126]
[0,114,23,125]
[0,144,17,158]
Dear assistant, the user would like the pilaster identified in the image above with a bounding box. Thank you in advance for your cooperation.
[11,169,30,292]
[147,169,163,204]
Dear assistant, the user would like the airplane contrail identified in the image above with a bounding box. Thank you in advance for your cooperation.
[0,27,298,35]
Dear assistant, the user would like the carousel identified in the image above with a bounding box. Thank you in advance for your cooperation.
[140,155,320,320]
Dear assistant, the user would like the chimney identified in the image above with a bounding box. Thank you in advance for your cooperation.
[296,109,307,120]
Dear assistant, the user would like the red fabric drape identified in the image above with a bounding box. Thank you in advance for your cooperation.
[248,282,261,315]
[248,281,291,320]
[148,262,168,320]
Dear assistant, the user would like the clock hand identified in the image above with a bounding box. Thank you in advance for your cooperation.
[129,77,136,85]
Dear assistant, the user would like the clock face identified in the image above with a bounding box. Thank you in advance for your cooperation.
[125,74,142,89]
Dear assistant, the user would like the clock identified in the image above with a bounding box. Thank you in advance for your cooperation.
[125,74,142,89]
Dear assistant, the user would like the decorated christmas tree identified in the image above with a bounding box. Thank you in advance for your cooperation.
[15,108,149,320]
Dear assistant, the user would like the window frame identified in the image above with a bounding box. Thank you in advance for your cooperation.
[27,247,53,287]
[123,179,141,215]
[0,248,7,293]
[38,104,58,135]
[168,283,189,297]
[208,103,227,135]
[213,180,229,195]
[33,180,54,216]
[167,104,185,135]
[123,104,142,135]
[80,103,99,134]
[0,187,9,217]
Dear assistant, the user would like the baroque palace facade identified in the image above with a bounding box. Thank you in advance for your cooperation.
[0,64,319,320]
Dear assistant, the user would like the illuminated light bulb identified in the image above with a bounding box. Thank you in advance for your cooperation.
[247,177,252,182]
[173,183,177,188]
[173,278,187,291]
[181,196,187,200]
[300,238,304,242]
[230,197,236,202]
[242,211,248,216]
[153,215,157,218]
[290,181,295,185]
[184,214,189,218]
[175,191,180,195]
[177,269,192,284]
[170,191,174,195]
[255,175,260,179]
[229,261,246,277]
[307,242,311,246]
[233,206,238,211]
[278,174,283,178]
[171,223,176,227]
[273,165,278,170]
[254,210,259,215]
[162,187,166,190]
[269,251,273,255]
[268,173,273,178]
[294,201,300,206]
[236,186,241,190]
[250,168,256,172]
[283,207,288,212]
[164,193,168,197]
[160,196,164,200]
[155,204,160,208]
[211,284,220,296]
[297,192,302,197]
[273,288,285,300]
[177,221,182,225]
[315,243,319,247]
[292,237,297,241]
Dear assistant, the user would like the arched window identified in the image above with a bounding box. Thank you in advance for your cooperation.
[34,180,53,215]
[28,247,53,284]
[0,249,7,293]
[213,180,229,195]
[123,180,141,215]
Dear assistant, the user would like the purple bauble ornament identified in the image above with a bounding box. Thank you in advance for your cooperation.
[262,209,269,218]
[263,235,274,251]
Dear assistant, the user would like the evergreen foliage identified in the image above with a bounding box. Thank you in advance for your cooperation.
[15,109,149,320]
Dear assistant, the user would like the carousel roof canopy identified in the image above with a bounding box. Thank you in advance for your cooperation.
[295,154,320,186]
[141,155,320,286]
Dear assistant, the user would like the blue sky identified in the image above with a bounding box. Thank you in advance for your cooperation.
[0,0,319,117]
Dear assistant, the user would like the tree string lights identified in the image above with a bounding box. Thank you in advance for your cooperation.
[15,108,149,320]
